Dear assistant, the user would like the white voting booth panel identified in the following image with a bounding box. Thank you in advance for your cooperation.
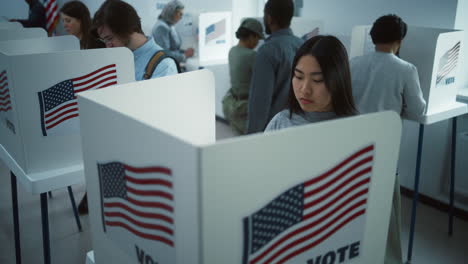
[79,70,402,264]
[199,12,232,66]
[349,25,372,59]
[0,48,134,193]
[399,27,465,117]
[0,27,46,41]
[0,21,22,29]
[0,36,80,177]
[0,35,79,56]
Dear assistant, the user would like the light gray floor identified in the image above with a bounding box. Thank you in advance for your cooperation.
[0,121,467,263]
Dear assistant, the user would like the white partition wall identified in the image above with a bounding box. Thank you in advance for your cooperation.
[0,21,22,29]
[399,27,464,115]
[349,25,372,59]
[79,69,402,264]
[0,47,134,178]
[0,27,47,41]
[199,12,232,65]
[0,35,79,55]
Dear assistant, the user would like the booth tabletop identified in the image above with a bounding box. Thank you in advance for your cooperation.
[0,144,84,194]
[405,102,468,125]
[457,86,468,103]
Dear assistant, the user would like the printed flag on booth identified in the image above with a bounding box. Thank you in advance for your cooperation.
[37,64,117,136]
[42,0,59,34]
[0,70,12,114]
[436,41,460,85]
[242,145,374,264]
[97,162,176,262]
[0,70,15,133]
[205,19,226,44]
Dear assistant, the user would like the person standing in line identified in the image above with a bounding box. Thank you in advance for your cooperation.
[10,0,46,30]
[246,0,303,134]
[350,14,426,264]
[92,0,178,81]
[223,18,264,134]
[151,0,194,65]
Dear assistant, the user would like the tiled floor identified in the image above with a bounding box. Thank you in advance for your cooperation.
[0,121,467,263]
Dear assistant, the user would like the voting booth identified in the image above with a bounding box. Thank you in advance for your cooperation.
[79,69,402,264]
[198,12,232,66]
[399,27,465,116]
[0,27,47,41]
[0,45,134,192]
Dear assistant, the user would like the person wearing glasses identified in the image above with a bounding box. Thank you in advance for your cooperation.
[92,0,178,81]
[151,0,194,64]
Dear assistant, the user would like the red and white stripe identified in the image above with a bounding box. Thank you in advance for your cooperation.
[104,165,175,247]
[436,42,460,84]
[0,70,12,113]
[43,0,59,34]
[248,145,374,264]
[43,64,117,130]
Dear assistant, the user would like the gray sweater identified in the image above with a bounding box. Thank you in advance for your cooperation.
[350,51,426,119]
[265,110,337,131]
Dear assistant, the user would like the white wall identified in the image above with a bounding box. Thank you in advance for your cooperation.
[302,0,458,50]
[0,0,28,21]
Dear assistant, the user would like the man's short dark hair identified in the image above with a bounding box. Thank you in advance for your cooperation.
[370,14,407,44]
[264,0,294,28]
[92,0,143,39]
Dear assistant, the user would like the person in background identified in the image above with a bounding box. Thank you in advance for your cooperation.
[92,0,178,81]
[350,14,426,264]
[222,18,264,134]
[10,0,46,29]
[151,0,194,65]
[247,0,303,134]
[60,1,104,49]
[265,35,356,131]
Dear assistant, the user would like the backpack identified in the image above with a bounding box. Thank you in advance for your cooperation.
[143,50,181,80]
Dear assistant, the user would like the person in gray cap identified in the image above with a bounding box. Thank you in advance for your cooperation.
[222,18,264,134]
[151,0,194,64]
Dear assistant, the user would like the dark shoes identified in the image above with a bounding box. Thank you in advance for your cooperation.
[78,193,88,215]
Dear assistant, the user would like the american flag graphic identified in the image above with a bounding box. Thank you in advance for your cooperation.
[98,162,175,248]
[205,19,226,44]
[436,42,460,84]
[37,64,117,136]
[242,145,374,264]
[42,0,59,34]
[0,70,11,113]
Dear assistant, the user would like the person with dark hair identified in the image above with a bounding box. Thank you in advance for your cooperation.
[151,0,194,64]
[222,18,264,134]
[9,0,46,30]
[350,14,426,264]
[351,14,425,119]
[60,1,103,49]
[92,0,178,80]
[246,0,303,134]
[265,35,356,131]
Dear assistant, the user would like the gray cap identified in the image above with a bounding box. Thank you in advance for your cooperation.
[240,18,265,39]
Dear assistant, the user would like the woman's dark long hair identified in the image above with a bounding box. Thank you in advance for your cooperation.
[288,35,356,117]
[60,1,92,49]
